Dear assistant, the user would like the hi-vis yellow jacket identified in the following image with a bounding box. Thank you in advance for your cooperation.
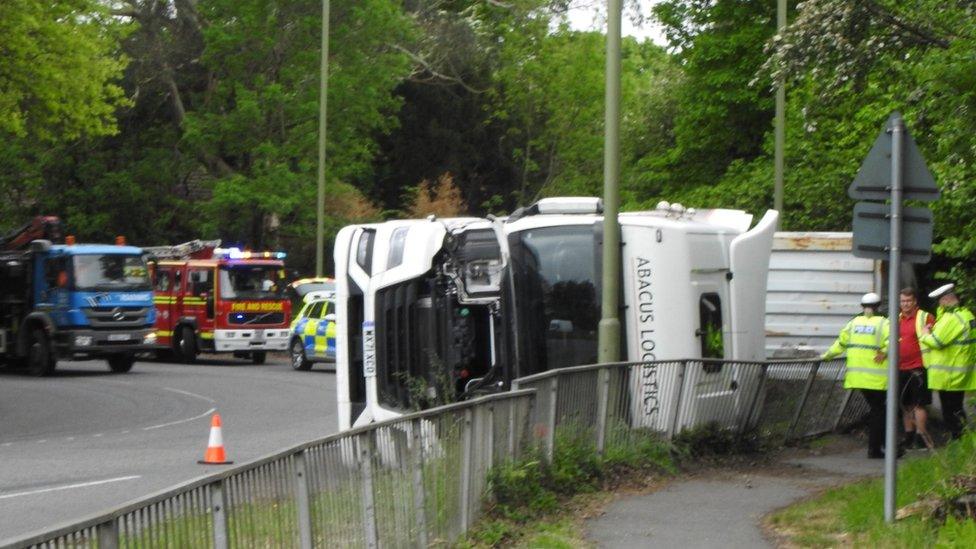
[918,305,976,391]
[822,314,890,390]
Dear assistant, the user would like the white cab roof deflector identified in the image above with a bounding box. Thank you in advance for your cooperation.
[729,210,780,361]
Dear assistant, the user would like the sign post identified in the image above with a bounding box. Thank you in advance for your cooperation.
[849,113,940,523]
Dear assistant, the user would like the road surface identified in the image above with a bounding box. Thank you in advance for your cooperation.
[0,355,337,543]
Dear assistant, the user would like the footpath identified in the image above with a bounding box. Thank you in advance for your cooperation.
[585,436,889,548]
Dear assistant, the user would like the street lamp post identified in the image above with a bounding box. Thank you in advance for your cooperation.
[315,0,331,277]
[598,0,623,363]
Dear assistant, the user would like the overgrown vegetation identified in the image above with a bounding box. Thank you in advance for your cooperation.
[768,432,976,547]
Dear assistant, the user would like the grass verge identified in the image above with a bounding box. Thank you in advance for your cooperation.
[767,433,976,547]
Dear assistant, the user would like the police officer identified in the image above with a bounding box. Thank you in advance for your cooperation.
[919,283,976,440]
[822,292,891,459]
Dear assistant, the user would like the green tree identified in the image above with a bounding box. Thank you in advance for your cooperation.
[0,0,129,141]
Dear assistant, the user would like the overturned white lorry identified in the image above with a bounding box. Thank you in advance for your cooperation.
[334,197,779,432]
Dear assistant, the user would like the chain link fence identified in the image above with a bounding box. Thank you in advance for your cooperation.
[6,358,864,548]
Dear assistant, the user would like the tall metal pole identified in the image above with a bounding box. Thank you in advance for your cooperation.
[773,0,786,215]
[315,0,331,277]
[598,0,623,363]
[884,114,904,523]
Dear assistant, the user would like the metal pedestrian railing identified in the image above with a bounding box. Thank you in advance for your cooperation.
[6,358,864,548]
[511,358,864,462]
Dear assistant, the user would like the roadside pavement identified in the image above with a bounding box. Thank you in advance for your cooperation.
[585,436,894,548]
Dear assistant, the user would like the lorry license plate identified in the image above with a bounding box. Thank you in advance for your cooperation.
[108,334,130,341]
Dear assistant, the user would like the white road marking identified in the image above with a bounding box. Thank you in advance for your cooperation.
[92,433,103,438]
[142,407,216,431]
[1,443,12,447]
[0,476,141,500]
[36,440,47,444]
[162,387,217,404]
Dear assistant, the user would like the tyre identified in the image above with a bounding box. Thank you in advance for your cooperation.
[290,339,311,371]
[107,354,135,373]
[251,350,267,365]
[175,326,197,364]
[26,328,56,377]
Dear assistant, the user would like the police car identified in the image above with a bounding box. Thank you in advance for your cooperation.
[289,290,336,371]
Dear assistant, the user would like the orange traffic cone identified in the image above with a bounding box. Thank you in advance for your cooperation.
[198,413,234,465]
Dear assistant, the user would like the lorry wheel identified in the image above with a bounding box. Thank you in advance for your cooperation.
[107,354,135,373]
[290,339,311,371]
[26,328,56,377]
[251,351,267,365]
[175,326,197,364]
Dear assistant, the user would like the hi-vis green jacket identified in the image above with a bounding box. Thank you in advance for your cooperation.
[822,314,890,390]
[918,305,976,391]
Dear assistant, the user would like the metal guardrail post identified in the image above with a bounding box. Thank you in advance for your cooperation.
[486,403,495,471]
[741,363,768,435]
[507,396,517,457]
[668,361,688,439]
[210,480,229,549]
[410,418,429,547]
[359,432,379,549]
[595,366,610,455]
[459,408,474,533]
[833,389,854,431]
[786,361,821,442]
[294,450,313,549]
[545,376,558,463]
[96,519,119,549]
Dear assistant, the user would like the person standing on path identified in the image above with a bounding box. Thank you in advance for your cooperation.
[919,283,976,440]
[897,287,935,449]
[822,292,891,459]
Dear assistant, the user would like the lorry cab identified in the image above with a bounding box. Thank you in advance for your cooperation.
[0,239,157,375]
[150,248,291,364]
[334,197,778,430]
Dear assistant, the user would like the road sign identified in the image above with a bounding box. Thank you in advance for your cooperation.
[848,114,940,202]
[851,202,933,263]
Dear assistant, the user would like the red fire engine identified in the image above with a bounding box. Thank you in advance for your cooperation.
[145,241,292,364]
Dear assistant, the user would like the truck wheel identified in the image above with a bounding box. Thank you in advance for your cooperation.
[26,328,56,377]
[175,326,197,364]
[251,350,267,365]
[290,339,311,371]
[107,354,135,373]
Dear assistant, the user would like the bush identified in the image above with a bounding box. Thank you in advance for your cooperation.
[671,421,765,458]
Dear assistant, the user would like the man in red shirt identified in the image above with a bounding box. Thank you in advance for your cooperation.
[898,287,935,449]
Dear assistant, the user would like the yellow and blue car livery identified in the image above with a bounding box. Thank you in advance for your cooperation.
[289,297,336,370]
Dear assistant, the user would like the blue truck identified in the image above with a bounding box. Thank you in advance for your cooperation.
[0,217,156,375]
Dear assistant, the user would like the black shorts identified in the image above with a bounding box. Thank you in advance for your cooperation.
[899,368,932,407]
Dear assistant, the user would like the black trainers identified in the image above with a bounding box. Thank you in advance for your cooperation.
[868,450,884,459]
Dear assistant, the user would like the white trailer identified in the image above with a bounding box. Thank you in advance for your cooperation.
[334,198,779,432]
[765,232,884,358]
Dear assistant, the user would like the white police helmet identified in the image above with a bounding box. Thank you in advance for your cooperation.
[928,283,955,300]
[861,292,882,306]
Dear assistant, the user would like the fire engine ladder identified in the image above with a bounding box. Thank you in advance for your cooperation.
[143,240,221,260]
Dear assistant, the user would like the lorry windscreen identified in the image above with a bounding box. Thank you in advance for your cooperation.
[508,225,600,376]
[219,265,283,300]
[72,254,151,291]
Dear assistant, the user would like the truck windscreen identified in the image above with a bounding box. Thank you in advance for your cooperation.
[509,225,600,376]
[219,265,283,300]
[72,254,151,291]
